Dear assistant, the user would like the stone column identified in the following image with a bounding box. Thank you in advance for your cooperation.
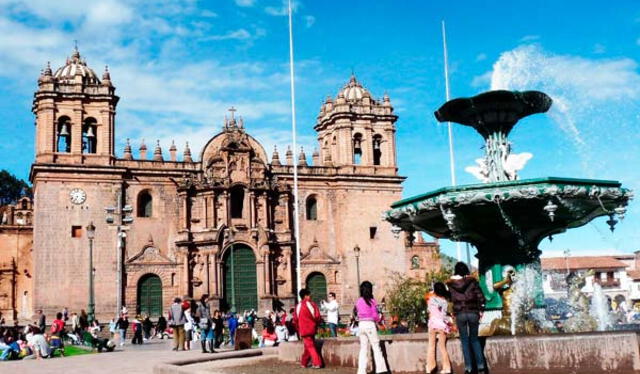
[71,107,83,154]
[249,192,255,228]
[212,192,218,228]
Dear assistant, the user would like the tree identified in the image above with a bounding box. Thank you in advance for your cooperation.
[0,170,31,205]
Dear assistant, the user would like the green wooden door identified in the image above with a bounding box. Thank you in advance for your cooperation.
[223,245,258,312]
[138,274,162,317]
[307,272,327,305]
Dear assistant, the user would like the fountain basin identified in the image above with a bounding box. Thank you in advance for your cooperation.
[385,176,632,309]
[278,332,640,373]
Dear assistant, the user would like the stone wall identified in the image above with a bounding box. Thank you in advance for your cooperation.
[278,331,640,374]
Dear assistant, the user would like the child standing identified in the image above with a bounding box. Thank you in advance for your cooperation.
[426,282,452,374]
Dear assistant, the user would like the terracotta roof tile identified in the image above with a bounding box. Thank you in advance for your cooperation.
[541,256,628,271]
[627,270,640,280]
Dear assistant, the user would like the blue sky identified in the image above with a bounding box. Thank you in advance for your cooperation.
[0,0,639,259]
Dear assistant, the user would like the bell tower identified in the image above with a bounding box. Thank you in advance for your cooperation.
[314,75,398,170]
[32,47,119,165]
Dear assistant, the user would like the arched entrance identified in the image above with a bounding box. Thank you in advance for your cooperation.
[137,274,162,317]
[223,244,258,312]
[306,272,327,305]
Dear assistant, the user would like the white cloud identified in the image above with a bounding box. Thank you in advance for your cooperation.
[470,70,491,87]
[201,10,218,18]
[305,15,315,28]
[519,34,540,42]
[475,53,487,62]
[265,0,298,16]
[235,0,256,7]
[204,28,252,41]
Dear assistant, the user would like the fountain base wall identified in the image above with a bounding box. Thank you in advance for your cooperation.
[278,331,640,373]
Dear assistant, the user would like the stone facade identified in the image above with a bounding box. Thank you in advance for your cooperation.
[0,197,33,322]
[24,48,439,321]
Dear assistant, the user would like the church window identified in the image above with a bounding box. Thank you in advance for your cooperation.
[71,225,82,238]
[21,199,27,210]
[82,118,97,154]
[230,185,244,219]
[353,133,363,165]
[306,195,318,220]
[373,135,382,165]
[56,116,72,153]
[369,226,377,239]
[137,190,153,217]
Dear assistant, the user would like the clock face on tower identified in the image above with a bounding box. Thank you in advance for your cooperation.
[69,188,87,205]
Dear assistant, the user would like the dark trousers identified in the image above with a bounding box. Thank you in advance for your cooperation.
[132,330,143,344]
[455,312,486,371]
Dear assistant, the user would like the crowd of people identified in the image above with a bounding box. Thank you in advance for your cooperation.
[2,261,488,374]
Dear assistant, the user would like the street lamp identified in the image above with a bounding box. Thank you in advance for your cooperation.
[225,227,236,313]
[354,244,361,286]
[86,222,96,324]
[105,199,133,317]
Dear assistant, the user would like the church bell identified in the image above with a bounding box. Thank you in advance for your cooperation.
[58,123,70,136]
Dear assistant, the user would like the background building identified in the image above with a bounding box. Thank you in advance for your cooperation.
[19,48,440,321]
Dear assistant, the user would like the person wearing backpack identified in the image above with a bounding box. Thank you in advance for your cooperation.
[196,294,215,353]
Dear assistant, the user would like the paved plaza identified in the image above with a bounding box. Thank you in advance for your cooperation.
[0,339,246,374]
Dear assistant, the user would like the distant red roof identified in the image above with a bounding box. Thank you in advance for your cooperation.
[541,256,628,271]
[627,270,640,280]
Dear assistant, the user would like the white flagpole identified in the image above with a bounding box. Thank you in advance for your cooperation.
[442,20,463,261]
[288,0,302,301]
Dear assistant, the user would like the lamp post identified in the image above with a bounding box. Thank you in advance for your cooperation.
[226,227,236,313]
[86,222,96,324]
[354,244,361,286]
[105,197,133,317]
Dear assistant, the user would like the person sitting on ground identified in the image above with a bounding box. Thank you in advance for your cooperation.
[49,312,65,353]
[26,326,50,360]
[259,321,278,347]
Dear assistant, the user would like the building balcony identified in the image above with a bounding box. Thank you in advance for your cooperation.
[593,278,621,288]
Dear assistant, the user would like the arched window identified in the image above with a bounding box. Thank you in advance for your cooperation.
[353,133,363,165]
[20,199,28,210]
[230,185,244,219]
[56,116,71,153]
[373,135,382,166]
[306,195,318,220]
[137,190,153,217]
[82,118,97,154]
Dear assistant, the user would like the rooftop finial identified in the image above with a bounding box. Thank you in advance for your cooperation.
[71,40,80,60]
[183,142,193,163]
[123,138,133,160]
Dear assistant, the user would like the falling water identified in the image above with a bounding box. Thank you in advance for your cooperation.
[488,44,640,179]
[590,283,613,331]
[509,265,545,335]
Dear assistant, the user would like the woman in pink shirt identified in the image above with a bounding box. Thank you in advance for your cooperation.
[355,281,388,374]
[426,282,452,374]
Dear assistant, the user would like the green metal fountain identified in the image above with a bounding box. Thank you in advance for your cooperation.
[385,90,633,333]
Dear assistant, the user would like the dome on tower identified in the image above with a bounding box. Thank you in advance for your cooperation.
[338,74,370,101]
[53,47,101,85]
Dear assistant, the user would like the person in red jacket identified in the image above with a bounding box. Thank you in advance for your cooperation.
[293,288,322,368]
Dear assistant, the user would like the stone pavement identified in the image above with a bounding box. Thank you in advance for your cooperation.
[0,338,244,374]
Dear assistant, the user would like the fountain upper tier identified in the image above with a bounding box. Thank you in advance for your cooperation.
[434,90,552,138]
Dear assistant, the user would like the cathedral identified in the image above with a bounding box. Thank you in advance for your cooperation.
[0,47,440,321]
